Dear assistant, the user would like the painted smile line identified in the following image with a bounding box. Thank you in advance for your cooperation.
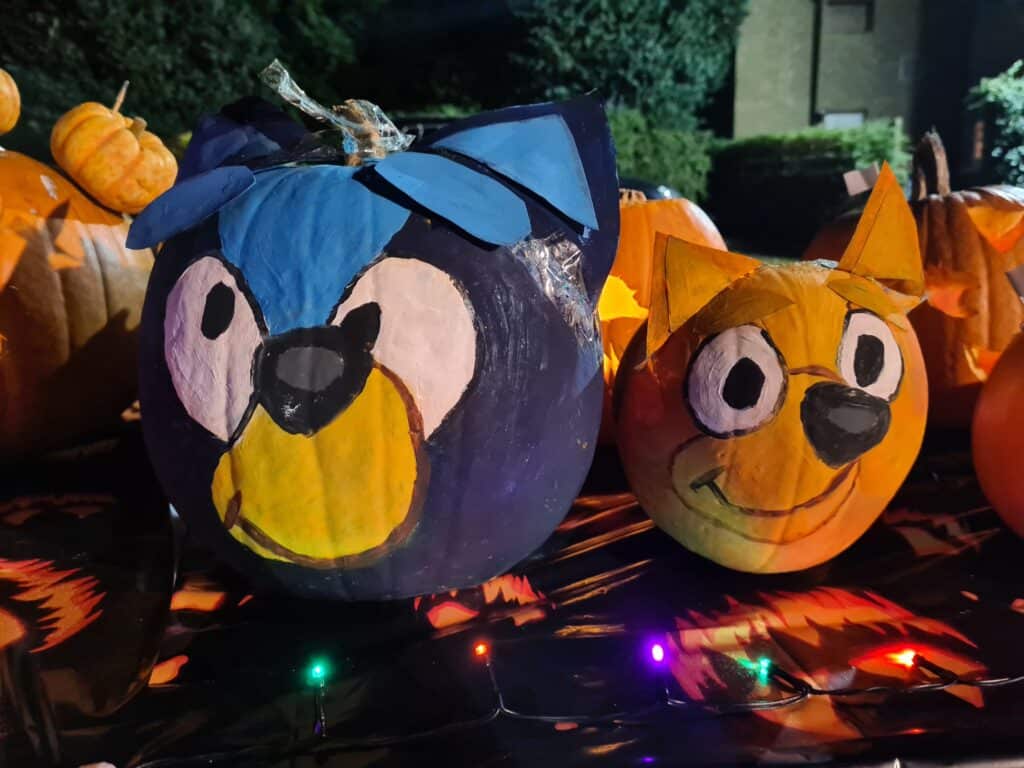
[670,446,862,544]
[688,461,858,518]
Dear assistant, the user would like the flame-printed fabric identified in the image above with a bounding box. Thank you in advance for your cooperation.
[0,558,104,652]
[667,587,987,742]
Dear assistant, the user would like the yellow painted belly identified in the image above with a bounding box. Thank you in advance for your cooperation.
[211,367,422,564]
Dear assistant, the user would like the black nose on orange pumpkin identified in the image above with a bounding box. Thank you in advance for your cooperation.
[256,302,381,436]
[800,382,891,468]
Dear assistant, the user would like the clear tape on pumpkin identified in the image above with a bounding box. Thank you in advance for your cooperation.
[509,234,601,392]
[259,59,412,160]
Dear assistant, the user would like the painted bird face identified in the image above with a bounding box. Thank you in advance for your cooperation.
[162,242,470,567]
[130,96,618,596]
[617,165,929,572]
[153,163,523,568]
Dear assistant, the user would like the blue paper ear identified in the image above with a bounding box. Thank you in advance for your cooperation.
[127,166,255,250]
[429,113,598,231]
[177,98,308,181]
[372,153,531,246]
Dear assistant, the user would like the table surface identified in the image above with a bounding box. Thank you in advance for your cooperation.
[4,429,1024,767]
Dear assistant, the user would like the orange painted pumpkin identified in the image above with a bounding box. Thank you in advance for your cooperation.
[50,81,177,215]
[617,166,928,572]
[0,67,19,136]
[0,149,153,458]
[597,190,726,442]
[804,131,1024,428]
[973,325,1024,536]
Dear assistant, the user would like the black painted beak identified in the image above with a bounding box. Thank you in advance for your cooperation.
[255,303,381,435]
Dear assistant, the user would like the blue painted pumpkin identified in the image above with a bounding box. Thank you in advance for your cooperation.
[129,97,618,600]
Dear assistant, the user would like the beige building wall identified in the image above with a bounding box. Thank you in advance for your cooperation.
[734,0,924,138]
[816,0,922,124]
[733,0,815,137]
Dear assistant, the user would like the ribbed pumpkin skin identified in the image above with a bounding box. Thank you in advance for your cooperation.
[611,195,726,308]
[973,331,1024,537]
[911,187,1024,426]
[51,102,177,215]
[0,150,153,457]
[597,195,726,443]
[0,68,19,135]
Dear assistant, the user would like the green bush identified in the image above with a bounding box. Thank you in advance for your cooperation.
[968,60,1024,186]
[512,0,749,129]
[708,120,910,255]
[0,0,381,159]
[609,109,713,201]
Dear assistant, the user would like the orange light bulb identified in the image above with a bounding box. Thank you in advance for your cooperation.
[886,649,918,669]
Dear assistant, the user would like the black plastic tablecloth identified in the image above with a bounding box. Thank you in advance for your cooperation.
[3,426,1024,767]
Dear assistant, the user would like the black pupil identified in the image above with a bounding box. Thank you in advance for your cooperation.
[854,334,885,387]
[722,357,765,410]
[201,282,235,340]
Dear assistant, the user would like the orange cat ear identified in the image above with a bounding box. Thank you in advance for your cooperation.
[837,163,925,298]
[647,234,760,357]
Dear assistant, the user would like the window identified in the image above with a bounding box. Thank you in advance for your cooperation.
[824,0,874,34]
[823,111,866,129]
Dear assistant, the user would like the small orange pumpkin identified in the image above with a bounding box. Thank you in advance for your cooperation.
[50,81,177,215]
[973,323,1024,536]
[597,190,726,442]
[0,67,19,136]
[0,149,153,457]
[804,131,1024,428]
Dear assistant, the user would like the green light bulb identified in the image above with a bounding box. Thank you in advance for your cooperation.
[307,657,330,685]
[739,657,772,684]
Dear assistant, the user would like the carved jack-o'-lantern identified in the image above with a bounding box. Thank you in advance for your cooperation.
[0,149,153,459]
[804,132,1024,428]
[616,165,928,572]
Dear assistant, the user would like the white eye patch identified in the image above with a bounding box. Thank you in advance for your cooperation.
[688,325,787,437]
[164,256,262,441]
[332,257,477,438]
[837,311,903,401]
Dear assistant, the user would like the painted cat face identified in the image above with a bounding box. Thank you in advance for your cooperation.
[617,165,929,573]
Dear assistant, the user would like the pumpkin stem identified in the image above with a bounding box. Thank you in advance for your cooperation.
[332,100,388,165]
[619,188,648,204]
[259,59,411,164]
[912,129,951,199]
[112,80,129,114]
[128,117,147,138]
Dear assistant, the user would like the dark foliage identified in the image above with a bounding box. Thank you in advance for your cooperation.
[0,0,381,157]
[708,121,910,254]
[511,0,749,129]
